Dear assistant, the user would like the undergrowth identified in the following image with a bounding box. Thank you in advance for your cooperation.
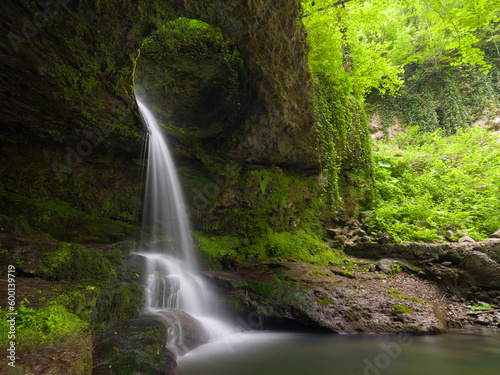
[365,126,500,242]
[0,299,89,347]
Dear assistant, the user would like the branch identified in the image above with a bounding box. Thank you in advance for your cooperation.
[302,0,355,18]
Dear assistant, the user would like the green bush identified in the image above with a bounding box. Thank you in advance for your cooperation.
[366,126,500,242]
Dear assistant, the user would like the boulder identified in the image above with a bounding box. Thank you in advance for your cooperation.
[459,252,500,289]
[490,229,500,239]
[458,236,475,243]
[345,219,361,229]
[445,230,456,241]
[377,259,394,274]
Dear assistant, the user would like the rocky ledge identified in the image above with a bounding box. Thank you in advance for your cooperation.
[204,258,448,334]
[343,238,500,297]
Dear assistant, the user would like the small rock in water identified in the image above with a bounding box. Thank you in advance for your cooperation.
[377,259,393,274]
[458,236,475,243]
[442,261,452,267]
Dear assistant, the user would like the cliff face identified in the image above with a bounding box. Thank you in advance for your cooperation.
[0,0,315,166]
[0,0,324,237]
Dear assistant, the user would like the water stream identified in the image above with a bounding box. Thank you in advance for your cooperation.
[135,97,231,350]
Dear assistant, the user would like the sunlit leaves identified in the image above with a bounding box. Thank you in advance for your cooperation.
[303,0,500,97]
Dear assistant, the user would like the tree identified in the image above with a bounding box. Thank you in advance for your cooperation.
[303,0,500,98]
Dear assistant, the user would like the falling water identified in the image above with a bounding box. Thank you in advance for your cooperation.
[135,97,231,347]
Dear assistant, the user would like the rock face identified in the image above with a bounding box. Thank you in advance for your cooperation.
[0,0,348,242]
[344,239,500,290]
[93,310,211,374]
[205,260,447,334]
[0,0,315,167]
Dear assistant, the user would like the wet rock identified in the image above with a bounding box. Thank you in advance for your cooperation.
[458,236,475,243]
[155,310,210,354]
[205,260,447,334]
[377,259,394,274]
[93,310,208,375]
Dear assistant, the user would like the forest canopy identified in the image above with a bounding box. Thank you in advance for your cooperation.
[302,0,500,99]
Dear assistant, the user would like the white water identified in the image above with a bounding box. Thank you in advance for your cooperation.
[136,98,232,345]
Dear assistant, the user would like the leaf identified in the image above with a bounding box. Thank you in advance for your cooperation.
[471,301,492,310]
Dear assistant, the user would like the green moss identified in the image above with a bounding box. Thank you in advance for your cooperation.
[387,288,425,304]
[319,296,334,306]
[195,230,334,265]
[0,300,90,347]
[391,304,413,315]
[37,242,114,282]
[188,166,328,238]
[312,268,328,277]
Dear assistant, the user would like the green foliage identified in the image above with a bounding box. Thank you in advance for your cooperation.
[391,303,413,315]
[37,242,115,282]
[0,299,89,347]
[368,59,500,134]
[303,0,405,98]
[311,73,374,210]
[471,301,492,310]
[195,231,335,265]
[365,127,500,242]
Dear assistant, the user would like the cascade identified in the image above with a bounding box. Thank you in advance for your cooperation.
[135,97,231,352]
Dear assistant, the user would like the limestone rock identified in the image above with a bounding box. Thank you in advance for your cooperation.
[458,236,475,243]
[377,259,394,273]
[205,260,447,334]
[459,251,500,289]
[490,229,500,239]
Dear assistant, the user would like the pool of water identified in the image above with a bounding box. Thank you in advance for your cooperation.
[176,328,500,375]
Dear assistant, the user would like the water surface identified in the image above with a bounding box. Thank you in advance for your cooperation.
[177,328,500,375]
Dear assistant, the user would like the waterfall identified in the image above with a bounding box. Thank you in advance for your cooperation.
[135,97,231,349]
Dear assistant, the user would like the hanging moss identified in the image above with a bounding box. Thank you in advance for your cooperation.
[367,60,500,134]
[312,73,374,214]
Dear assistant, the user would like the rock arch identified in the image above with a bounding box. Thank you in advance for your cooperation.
[0,0,317,166]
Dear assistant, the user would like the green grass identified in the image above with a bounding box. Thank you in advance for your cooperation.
[365,126,500,242]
